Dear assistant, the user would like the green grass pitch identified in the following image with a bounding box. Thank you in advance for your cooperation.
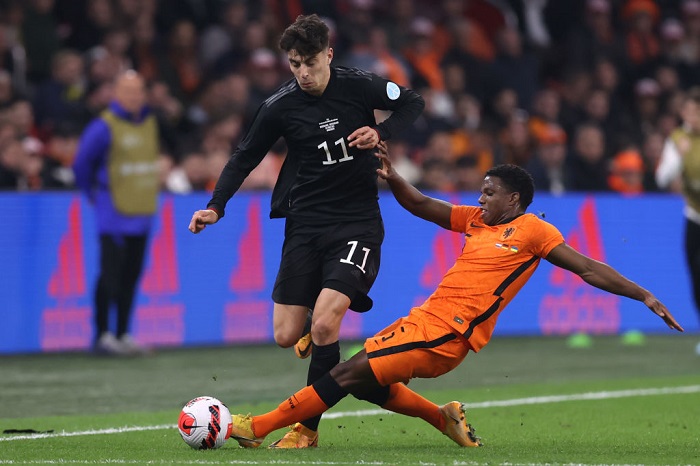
[1,334,699,465]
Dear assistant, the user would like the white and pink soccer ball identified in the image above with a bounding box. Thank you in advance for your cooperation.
[178,396,232,449]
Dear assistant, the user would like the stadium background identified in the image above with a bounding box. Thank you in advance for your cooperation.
[1,0,699,353]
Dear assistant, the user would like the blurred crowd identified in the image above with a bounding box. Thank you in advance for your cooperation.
[0,0,698,194]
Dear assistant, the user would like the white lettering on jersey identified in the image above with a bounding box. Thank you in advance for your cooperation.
[319,118,339,132]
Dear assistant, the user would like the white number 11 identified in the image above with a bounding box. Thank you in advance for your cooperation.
[319,138,354,165]
[340,240,370,274]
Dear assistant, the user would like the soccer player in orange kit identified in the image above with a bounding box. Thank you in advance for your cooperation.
[226,142,683,448]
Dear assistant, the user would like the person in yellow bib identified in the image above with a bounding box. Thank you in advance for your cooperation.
[656,87,700,353]
[73,70,159,356]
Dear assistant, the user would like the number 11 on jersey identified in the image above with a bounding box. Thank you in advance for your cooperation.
[319,138,354,165]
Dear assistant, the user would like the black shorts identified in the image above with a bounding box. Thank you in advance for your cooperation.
[272,217,384,313]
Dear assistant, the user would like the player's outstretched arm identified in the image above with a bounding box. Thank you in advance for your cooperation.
[375,143,453,229]
[545,243,684,332]
[188,209,219,234]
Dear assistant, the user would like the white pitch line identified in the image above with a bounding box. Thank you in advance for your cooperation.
[1,385,699,443]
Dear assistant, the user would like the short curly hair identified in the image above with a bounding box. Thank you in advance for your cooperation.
[485,164,535,210]
[279,14,330,57]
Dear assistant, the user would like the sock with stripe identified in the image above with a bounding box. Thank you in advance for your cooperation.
[252,373,348,438]
[381,383,445,431]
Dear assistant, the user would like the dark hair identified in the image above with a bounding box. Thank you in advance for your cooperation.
[279,14,330,57]
[485,164,535,209]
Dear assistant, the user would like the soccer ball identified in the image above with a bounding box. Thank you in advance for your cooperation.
[178,396,232,449]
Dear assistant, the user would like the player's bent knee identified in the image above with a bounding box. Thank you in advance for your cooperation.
[310,321,339,345]
[273,330,297,348]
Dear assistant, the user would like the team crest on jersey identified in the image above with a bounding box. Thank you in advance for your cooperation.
[501,227,516,240]
[319,118,339,132]
[386,82,400,100]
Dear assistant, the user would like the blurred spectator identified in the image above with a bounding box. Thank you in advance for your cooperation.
[383,139,421,187]
[528,88,561,140]
[403,17,445,91]
[165,151,208,193]
[0,137,23,188]
[0,70,16,109]
[482,87,519,134]
[199,0,249,73]
[453,155,483,191]
[440,19,493,102]
[0,22,26,95]
[245,48,284,110]
[343,25,410,87]
[42,121,80,188]
[492,26,539,111]
[582,87,624,154]
[557,68,592,136]
[565,0,625,70]
[527,122,571,194]
[607,148,645,194]
[621,0,661,77]
[63,0,115,52]
[159,20,201,104]
[640,129,665,191]
[628,77,662,144]
[496,109,536,167]
[131,14,160,83]
[568,122,610,191]
[21,0,60,84]
[416,157,454,192]
[32,49,87,136]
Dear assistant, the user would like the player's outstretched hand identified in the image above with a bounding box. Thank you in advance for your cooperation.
[374,142,394,180]
[348,126,380,150]
[188,209,219,234]
[644,295,684,332]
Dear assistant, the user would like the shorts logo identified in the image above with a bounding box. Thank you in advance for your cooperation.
[386,82,400,100]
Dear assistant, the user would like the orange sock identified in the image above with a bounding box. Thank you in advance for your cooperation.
[251,386,329,438]
[381,383,445,431]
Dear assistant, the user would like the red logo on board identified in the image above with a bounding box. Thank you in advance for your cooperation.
[538,198,620,334]
[134,197,185,346]
[40,198,91,351]
[223,198,271,342]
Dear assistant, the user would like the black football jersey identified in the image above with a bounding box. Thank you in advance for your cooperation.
[208,66,424,224]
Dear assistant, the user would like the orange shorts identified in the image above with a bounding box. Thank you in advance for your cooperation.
[364,308,471,386]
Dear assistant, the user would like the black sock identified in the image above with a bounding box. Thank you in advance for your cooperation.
[312,372,348,408]
[354,385,391,406]
[301,341,340,431]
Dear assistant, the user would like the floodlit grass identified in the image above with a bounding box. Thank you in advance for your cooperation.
[1,334,699,465]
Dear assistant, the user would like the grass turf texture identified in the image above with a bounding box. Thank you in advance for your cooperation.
[1,334,698,465]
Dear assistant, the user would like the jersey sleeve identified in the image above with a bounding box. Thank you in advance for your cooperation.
[529,217,565,257]
[449,205,482,232]
[363,73,424,141]
[207,102,282,218]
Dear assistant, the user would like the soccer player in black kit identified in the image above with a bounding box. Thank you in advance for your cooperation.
[188,14,424,448]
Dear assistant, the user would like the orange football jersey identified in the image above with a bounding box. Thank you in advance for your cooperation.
[418,206,565,351]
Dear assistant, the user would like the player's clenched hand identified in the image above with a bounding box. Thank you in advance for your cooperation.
[348,126,380,150]
[188,209,219,234]
[644,295,684,332]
